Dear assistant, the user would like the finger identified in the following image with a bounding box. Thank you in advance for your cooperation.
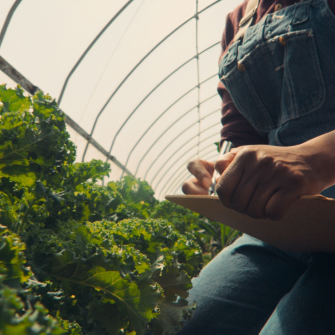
[182,177,209,195]
[215,157,244,208]
[215,152,238,175]
[265,188,301,221]
[245,172,281,219]
[226,152,277,216]
[187,160,214,189]
[262,169,306,220]
[228,168,263,215]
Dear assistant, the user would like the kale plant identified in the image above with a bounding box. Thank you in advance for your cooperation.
[0,85,207,334]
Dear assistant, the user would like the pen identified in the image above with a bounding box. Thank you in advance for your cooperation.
[208,140,233,196]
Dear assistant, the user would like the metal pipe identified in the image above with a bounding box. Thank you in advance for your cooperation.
[195,0,201,158]
[58,0,135,105]
[83,0,223,162]
[0,0,22,49]
[121,73,217,178]
[151,130,218,188]
[136,94,218,178]
[141,104,219,179]
[0,56,133,176]
[118,44,219,177]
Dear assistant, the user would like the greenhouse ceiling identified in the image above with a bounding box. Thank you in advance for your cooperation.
[0,0,239,200]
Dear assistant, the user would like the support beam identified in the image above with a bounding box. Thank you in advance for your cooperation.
[0,56,134,177]
[0,56,39,94]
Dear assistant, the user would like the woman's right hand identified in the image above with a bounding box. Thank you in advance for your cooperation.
[182,160,215,195]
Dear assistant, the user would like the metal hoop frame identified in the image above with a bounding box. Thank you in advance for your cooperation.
[140,103,219,179]
[151,130,219,188]
[0,0,225,196]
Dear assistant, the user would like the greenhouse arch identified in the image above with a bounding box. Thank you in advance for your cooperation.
[0,0,240,199]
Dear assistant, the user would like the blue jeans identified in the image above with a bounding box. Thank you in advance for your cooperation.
[177,235,335,335]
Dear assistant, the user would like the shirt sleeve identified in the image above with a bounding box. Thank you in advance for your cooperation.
[218,11,268,148]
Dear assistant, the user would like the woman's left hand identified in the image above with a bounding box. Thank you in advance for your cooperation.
[214,144,330,221]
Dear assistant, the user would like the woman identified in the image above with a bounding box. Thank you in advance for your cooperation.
[180,0,335,333]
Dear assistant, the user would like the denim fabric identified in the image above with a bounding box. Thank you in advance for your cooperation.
[177,1,335,334]
[219,0,335,148]
[177,236,335,335]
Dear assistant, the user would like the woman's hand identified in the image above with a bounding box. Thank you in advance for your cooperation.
[183,132,335,221]
[215,144,330,221]
[182,160,215,195]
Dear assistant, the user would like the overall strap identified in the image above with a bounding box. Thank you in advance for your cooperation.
[234,0,261,42]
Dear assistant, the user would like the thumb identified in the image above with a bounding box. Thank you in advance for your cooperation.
[214,146,242,175]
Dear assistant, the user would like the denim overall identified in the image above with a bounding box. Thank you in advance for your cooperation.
[177,1,335,334]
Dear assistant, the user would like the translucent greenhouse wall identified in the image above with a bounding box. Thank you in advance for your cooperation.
[0,0,240,200]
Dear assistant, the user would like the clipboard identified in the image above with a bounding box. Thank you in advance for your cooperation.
[165,195,335,253]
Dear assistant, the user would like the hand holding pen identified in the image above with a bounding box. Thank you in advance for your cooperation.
[182,140,233,196]
[208,140,233,196]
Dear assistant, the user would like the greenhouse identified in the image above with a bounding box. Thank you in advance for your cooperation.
[1,0,334,334]
[0,1,244,334]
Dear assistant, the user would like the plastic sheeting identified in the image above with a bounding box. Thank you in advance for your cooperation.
[0,0,240,199]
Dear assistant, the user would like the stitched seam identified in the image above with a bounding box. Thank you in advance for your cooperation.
[239,31,311,64]
[285,45,297,115]
[223,31,312,81]
[284,32,325,119]
[222,28,326,131]
[242,71,275,130]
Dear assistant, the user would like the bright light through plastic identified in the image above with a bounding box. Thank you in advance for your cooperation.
[0,0,240,199]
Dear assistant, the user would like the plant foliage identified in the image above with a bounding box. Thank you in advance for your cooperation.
[0,85,240,334]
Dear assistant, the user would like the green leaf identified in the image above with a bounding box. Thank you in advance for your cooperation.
[64,160,110,188]
[0,85,210,334]
[0,226,31,285]
[0,165,36,187]
[53,265,162,334]
[0,226,65,335]
[0,85,31,114]
[0,288,64,335]
[88,299,128,335]
[152,300,196,335]
[156,270,192,302]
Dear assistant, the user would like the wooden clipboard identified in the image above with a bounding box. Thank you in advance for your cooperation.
[165,195,335,253]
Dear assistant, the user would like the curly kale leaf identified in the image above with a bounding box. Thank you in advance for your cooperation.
[0,84,208,334]
[21,221,162,334]
[0,86,75,190]
[0,226,66,334]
